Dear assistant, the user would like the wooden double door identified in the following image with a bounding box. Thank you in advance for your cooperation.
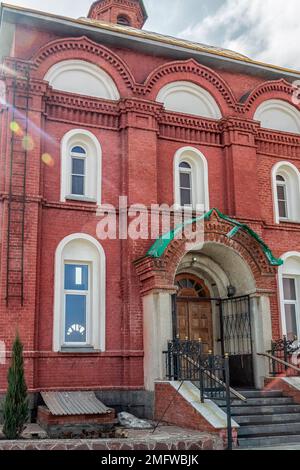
[176,299,213,352]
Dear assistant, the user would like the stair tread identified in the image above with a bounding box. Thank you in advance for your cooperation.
[238,435,300,448]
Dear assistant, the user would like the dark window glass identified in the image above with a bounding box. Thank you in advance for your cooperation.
[276,175,285,182]
[179,162,191,169]
[283,278,297,301]
[180,188,191,206]
[284,304,298,340]
[72,175,84,195]
[72,158,85,175]
[180,172,191,188]
[71,146,86,155]
[117,15,131,26]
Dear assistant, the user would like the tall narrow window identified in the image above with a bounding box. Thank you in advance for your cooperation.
[282,277,298,340]
[179,162,192,207]
[64,263,90,345]
[276,175,288,219]
[71,146,86,196]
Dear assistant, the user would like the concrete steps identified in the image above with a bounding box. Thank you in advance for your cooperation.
[218,389,300,448]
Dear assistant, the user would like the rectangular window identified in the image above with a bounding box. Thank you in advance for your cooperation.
[64,264,89,345]
[283,277,298,340]
[71,158,85,196]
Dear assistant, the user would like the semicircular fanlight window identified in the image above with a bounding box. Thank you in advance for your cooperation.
[176,276,208,298]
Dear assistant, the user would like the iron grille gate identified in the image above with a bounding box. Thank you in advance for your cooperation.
[172,293,254,388]
[219,295,254,388]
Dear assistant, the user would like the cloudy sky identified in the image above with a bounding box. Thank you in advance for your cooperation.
[4,0,300,69]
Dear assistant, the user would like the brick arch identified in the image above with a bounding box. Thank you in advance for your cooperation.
[139,59,239,115]
[31,36,136,96]
[135,211,278,295]
[243,79,298,116]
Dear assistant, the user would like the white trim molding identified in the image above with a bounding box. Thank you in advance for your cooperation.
[44,59,120,100]
[156,81,222,119]
[53,233,106,352]
[174,146,210,211]
[254,99,300,134]
[60,129,102,205]
[278,251,300,340]
[272,161,300,224]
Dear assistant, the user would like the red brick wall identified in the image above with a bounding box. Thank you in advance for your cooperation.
[0,12,300,393]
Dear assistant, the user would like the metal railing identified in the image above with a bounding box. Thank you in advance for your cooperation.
[164,339,245,450]
[266,336,300,376]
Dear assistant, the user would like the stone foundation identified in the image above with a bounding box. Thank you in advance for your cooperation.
[0,426,224,450]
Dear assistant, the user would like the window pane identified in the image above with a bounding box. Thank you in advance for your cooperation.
[180,172,191,189]
[278,200,287,219]
[277,185,285,200]
[65,264,88,290]
[179,162,191,169]
[276,175,285,182]
[72,175,84,195]
[72,158,85,175]
[284,304,298,340]
[71,146,86,155]
[283,278,296,300]
[180,188,191,206]
[65,294,87,343]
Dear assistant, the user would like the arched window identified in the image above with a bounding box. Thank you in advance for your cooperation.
[70,146,86,196]
[276,175,288,220]
[156,81,222,119]
[254,100,300,134]
[53,234,106,352]
[61,129,102,205]
[44,60,120,100]
[279,252,300,340]
[179,162,192,207]
[117,15,131,26]
[272,162,300,223]
[174,147,209,211]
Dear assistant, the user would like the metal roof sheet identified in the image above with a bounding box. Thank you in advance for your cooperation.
[41,391,111,416]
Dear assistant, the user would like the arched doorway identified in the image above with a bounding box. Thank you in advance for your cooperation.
[175,274,213,352]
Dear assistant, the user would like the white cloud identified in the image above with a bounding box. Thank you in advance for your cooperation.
[179,0,300,69]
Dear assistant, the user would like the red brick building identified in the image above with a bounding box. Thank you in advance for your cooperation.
[0,0,300,418]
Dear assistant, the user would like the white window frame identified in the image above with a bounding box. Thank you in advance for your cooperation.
[278,252,300,341]
[61,129,102,205]
[63,262,91,347]
[53,233,106,352]
[276,174,289,220]
[174,146,209,212]
[281,275,300,340]
[272,161,300,224]
[179,162,193,207]
[70,146,86,197]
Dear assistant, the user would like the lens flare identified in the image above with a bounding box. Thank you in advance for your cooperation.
[22,135,34,151]
[41,153,54,167]
[10,121,24,137]
[10,121,20,133]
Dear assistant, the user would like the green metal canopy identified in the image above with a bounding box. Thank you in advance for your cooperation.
[147,208,283,267]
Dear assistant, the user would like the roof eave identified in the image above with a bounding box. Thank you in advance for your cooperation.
[0,3,300,81]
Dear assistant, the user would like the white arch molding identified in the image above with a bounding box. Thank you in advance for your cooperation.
[60,128,102,205]
[53,233,106,352]
[278,252,300,340]
[254,99,300,134]
[174,146,210,211]
[44,60,120,100]
[156,81,222,119]
[272,161,300,223]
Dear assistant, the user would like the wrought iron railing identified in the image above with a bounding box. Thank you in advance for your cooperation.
[164,339,239,450]
[267,336,300,376]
